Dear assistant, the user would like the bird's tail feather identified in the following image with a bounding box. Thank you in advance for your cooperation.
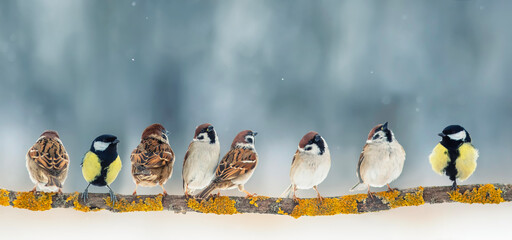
[46,177,62,188]
[350,182,367,192]
[197,182,218,199]
[279,184,294,198]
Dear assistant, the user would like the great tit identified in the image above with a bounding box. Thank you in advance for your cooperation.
[429,125,479,190]
[81,134,122,204]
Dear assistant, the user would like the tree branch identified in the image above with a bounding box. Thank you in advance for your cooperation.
[0,183,509,218]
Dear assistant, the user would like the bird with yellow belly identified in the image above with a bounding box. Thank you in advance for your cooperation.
[429,125,479,190]
[81,134,122,204]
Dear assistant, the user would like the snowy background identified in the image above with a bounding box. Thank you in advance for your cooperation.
[1,0,512,239]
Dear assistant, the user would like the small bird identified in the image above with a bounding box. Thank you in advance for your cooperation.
[26,130,69,193]
[429,125,478,190]
[81,134,122,204]
[182,123,220,197]
[281,131,331,202]
[197,130,258,199]
[350,122,406,197]
[131,123,175,195]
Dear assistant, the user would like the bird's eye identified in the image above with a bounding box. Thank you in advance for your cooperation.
[162,134,167,140]
[305,146,312,151]
[198,135,204,140]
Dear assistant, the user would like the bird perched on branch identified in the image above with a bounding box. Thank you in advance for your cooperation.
[350,122,406,197]
[182,123,220,197]
[81,134,121,204]
[281,131,331,202]
[131,123,174,195]
[26,130,69,193]
[429,125,478,190]
[197,130,258,199]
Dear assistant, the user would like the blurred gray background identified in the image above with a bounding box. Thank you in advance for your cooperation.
[0,0,511,197]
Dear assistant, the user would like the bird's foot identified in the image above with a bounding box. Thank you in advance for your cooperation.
[451,182,458,191]
[82,190,88,204]
[367,191,375,199]
[387,184,398,192]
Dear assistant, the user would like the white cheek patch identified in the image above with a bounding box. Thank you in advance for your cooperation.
[304,143,321,155]
[93,141,109,151]
[448,131,466,141]
[194,133,208,142]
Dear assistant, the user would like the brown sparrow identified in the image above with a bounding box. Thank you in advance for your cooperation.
[26,130,70,193]
[131,123,175,195]
[281,131,331,201]
[182,123,220,197]
[196,130,258,199]
[350,122,406,197]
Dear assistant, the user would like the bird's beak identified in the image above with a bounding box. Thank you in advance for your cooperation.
[207,126,214,132]
[165,130,170,135]
[382,122,388,130]
[314,134,322,142]
[113,139,120,144]
[438,133,446,137]
[252,131,258,136]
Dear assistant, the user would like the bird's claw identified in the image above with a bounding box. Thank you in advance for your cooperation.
[82,190,88,204]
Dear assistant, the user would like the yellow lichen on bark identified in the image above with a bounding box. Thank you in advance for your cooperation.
[65,192,99,212]
[249,196,270,207]
[104,195,164,212]
[12,191,54,211]
[277,207,288,215]
[290,194,367,218]
[449,184,504,204]
[375,187,425,209]
[0,189,9,206]
[187,196,239,215]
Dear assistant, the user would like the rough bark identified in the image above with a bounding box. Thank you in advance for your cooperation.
[1,183,510,216]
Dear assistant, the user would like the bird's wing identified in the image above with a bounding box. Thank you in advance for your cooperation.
[291,149,299,164]
[182,142,193,169]
[355,144,368,183]
[28,139,69,174]
[131,143,174,169]
[215,148,257,181]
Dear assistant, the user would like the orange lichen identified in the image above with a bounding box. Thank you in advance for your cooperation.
[0,189,9,206]
[449,184,504,204]
[104,195,164,212]
[248,196,270,207]
[375,187,425,209]
[277,207,288,215]
[290,194,367,218]
[187,196,239,215]
[12,191,54,211]
[65,192,100,212]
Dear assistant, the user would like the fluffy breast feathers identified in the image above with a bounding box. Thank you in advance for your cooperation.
[455,143,478,181]
[82,151,102,183]
[106,156,122,185]
[429,143,450,176]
